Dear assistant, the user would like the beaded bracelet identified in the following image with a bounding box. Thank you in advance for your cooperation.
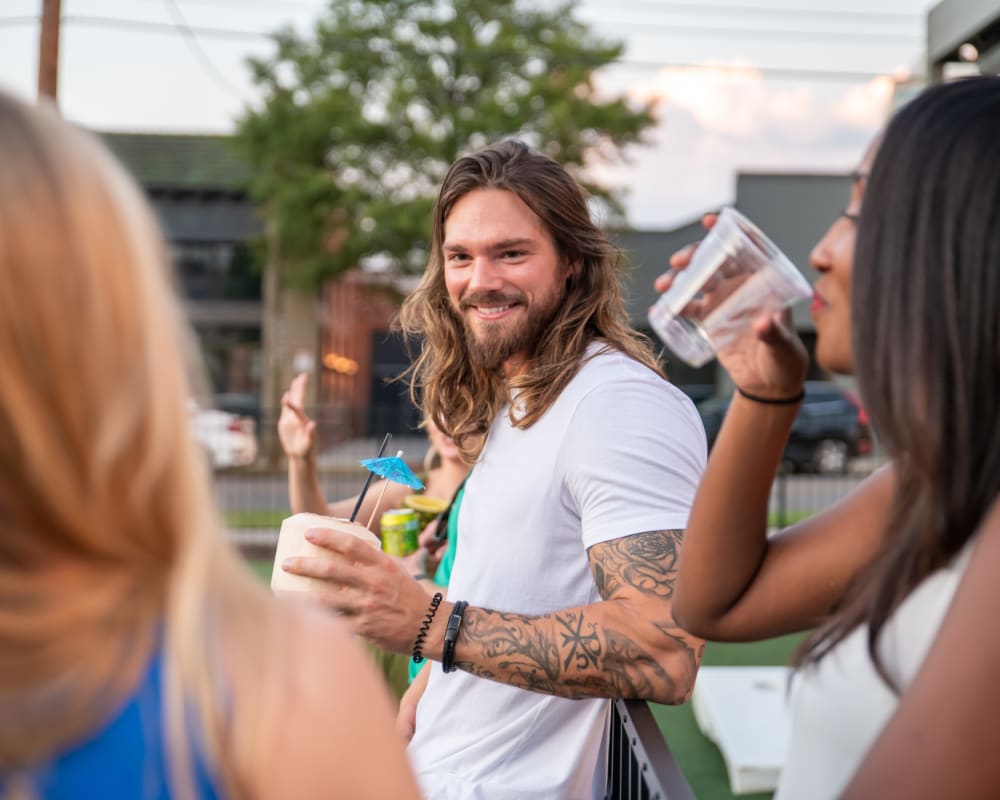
[412,592,443,664]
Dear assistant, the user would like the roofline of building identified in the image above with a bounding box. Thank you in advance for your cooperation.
[927,0,1000,65]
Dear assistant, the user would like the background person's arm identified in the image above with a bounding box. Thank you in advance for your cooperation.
[673,392,893,641]
[287,451,332,516]
[278,373,330,515]
[840,498,1000,799]
[279,373,417,527]
[397,657,431,743]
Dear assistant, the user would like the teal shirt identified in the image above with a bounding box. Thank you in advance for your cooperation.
[408,484,463,683]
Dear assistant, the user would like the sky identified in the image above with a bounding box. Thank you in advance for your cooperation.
[0,0,940,228]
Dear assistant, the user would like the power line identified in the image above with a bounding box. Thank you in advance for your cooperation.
[0,16,40,28]
[67,14,269,42]
[613,60,913,82]
[65,13,923,49]
[586,16,921,42]
[163,0,248,97]
[174,0,922,19]
[139,0,325,11]
[62,15,914,83]
[169,0,924,23]
[592,0,922,22]
[176,0,323,6]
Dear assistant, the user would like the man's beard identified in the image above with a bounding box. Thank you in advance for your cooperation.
[460,285,566,372]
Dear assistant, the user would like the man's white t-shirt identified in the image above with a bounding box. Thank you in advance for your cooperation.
[408,344,707,799]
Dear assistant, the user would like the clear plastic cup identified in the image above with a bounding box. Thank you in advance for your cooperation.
[648,207,812,368]
[270,512,380,598]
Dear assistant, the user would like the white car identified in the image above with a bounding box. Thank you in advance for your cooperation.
[188,401,258,469]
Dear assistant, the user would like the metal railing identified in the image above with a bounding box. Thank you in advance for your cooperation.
[606,699,695,800]
[216,460,884,538]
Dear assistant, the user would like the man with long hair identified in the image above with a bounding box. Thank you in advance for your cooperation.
[282,140,707,797]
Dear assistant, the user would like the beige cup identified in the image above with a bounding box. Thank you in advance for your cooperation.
[270,512,380,597]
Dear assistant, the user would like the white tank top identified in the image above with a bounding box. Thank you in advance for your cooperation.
[776,541,974,800]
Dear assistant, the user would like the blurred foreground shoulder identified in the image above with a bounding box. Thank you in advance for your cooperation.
[252,602,420,800]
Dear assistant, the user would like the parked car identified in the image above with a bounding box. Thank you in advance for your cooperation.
[214,391,262,430]
[675,383,717,406]
[697,382,871,475]
[188,401,258,469]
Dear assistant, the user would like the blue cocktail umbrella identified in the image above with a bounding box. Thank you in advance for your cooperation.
[358,449,424,530]
[360,455,424,490]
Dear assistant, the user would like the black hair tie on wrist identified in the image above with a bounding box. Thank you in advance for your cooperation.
[412,592,443,664]
[736,385,805,405]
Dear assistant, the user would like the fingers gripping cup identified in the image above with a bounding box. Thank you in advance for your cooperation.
[270,512,380,598]
[648,207,812,367]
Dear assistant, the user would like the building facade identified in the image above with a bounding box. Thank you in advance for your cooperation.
[107,133,867,441]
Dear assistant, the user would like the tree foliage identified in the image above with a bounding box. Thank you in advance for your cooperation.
[236,0,654,287]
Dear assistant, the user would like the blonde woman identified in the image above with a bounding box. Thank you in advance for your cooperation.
[0,91,418,800]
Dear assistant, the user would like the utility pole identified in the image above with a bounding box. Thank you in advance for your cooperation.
[37,0,61,105]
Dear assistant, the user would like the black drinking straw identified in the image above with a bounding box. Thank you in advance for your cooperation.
[349,432,392,522]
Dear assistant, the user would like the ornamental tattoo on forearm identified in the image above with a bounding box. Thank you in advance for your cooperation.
[454,530,703,701]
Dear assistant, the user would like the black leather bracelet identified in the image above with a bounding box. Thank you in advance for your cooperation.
[412,592,443,664]
[736,385,805,405]
[441,600,468,674]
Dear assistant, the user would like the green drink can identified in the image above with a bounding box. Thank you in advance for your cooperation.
[380,508,420,556]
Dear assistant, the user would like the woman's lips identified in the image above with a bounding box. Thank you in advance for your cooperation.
[811,291,827,315]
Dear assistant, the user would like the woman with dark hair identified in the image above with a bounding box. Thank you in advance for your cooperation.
[666,76,1000,798]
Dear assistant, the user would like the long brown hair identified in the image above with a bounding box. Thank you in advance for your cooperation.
[0,92,273,796]
[799,77,1000,687]
[400,140,662,461]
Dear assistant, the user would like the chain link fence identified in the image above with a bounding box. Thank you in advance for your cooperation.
[206,405,885,558]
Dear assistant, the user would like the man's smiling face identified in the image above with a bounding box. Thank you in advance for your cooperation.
[442,188,568,377]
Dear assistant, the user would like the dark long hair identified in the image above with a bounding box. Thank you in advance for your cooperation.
[800,77,1000,686]
[400,140,662,461]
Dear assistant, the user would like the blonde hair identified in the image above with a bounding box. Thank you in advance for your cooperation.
[0,92,273,796]
[400,141,663,461]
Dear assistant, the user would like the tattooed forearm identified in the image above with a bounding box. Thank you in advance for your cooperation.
[451,531,703,703]
[457,608,675,699]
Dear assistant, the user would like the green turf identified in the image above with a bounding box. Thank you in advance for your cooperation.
[248,559,272,581]
[767,509,813,528]
[651,634,806,800]
[225,509,288,528]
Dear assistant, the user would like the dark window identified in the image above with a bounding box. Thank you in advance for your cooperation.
[173,241,261,301]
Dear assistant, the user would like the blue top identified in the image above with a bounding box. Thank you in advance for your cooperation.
[1,646,221,799]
